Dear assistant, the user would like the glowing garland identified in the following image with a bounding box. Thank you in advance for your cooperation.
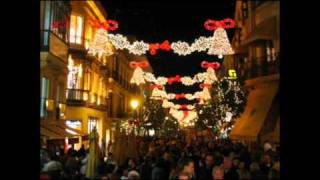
[151,87,211,101]
[88,19,234,58]
[129,61,220,86]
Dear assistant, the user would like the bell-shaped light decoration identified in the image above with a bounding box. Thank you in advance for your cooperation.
[208,27,234,58]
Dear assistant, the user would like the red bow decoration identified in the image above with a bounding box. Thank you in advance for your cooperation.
[149,40,171,55]
[180,104,188,110]
[175,93,186,100]
[129,61,149,69]
[200,83,212,89]
[204,18,235,31]
[201,61,220,70]
[183,111,189,120]
[51,21,69,29]
[168,75,181,85]
[90,19,119,31]
[149,84,163,90]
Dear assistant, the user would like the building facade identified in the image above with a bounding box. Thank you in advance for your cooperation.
[225,1,280,146]
[40,1,148,151]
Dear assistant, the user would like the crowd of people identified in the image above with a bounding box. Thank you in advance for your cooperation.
[40,136,280,180]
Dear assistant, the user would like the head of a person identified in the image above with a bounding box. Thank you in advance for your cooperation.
[232,158,240,168]
[250,162,260,172]
[222,156,232,170]
[262,153,272,164]
[128,170,140,180]
[177,172,190,180]
[205,154,215,167]
[212,166,224,180]
[264,141,272,152]
[163,151,171,161]
[180,158,194,175]
[128,158,136,168]
[239,161,246,170]
[49,153,59,161]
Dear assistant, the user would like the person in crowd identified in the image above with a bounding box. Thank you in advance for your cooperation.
[78,144,86,157]
[260,153,273,177]
[127,158,138,172]
[250,162,265,180]
[198,154,215,179]
[212,166,224,180]
[128,170,140,180]
[152,158,166,180]
[268,160,280,180]
[237,161,251,180]
[222,156,239,180]
[97,156,108,177]
[163,151,173,179]
[64,150,80,177]
[178,158,195,180]
[177,172,191,180]
[42,153,63,180]
[139,156,152,180]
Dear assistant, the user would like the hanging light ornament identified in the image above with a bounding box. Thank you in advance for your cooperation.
[201,61,220,84]
[150,84,165,100]
[88,29,114,58]
[129,61,149,85]
[199,83,212,101]
[204,18,235,58]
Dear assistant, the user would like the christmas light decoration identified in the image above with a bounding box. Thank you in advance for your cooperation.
[130,68,218,86]
[129,61,149,85]
[128,41,150,55]
[207,27,234,58]
[89,19,119,31]
[169,108,198,127]
[162,99,196,110]
[204,18,235,58]
[149,40,171,55]
[88,29,114,59]
[170,41,192,55]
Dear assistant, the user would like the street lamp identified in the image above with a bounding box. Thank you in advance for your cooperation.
[130,99,139,110]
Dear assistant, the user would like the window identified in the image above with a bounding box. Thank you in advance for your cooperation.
[67,55,83,89]
[41,1,71,44]
[70,14,84,44]
[265,40,275,62]
[41,77,50,118]
[88,117,98,133]
[241,1,248,20]
[84,70,91,91]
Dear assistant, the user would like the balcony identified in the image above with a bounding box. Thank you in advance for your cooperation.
[66,89,108,110]
[66,89,89,106]
[40,30,69,64]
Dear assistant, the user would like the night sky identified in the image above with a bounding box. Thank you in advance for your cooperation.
[101,0,236,104]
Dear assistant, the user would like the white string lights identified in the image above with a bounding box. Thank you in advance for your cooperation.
[88,18,235,58]
[88,29,114,59]
[207,27,234,58]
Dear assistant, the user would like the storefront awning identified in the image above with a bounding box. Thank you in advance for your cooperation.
[40,121,87,140]
[230,79,278,142]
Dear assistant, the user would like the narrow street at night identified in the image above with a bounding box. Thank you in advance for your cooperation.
[40,1,280,179]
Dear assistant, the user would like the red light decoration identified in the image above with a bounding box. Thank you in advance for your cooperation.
[149,40,171,55]
[167,75,181,85]
[149,84,163,90]
[129,61,149,69]
[201,61,220,70]
[89,19,119,31]
[204,18,235,31]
